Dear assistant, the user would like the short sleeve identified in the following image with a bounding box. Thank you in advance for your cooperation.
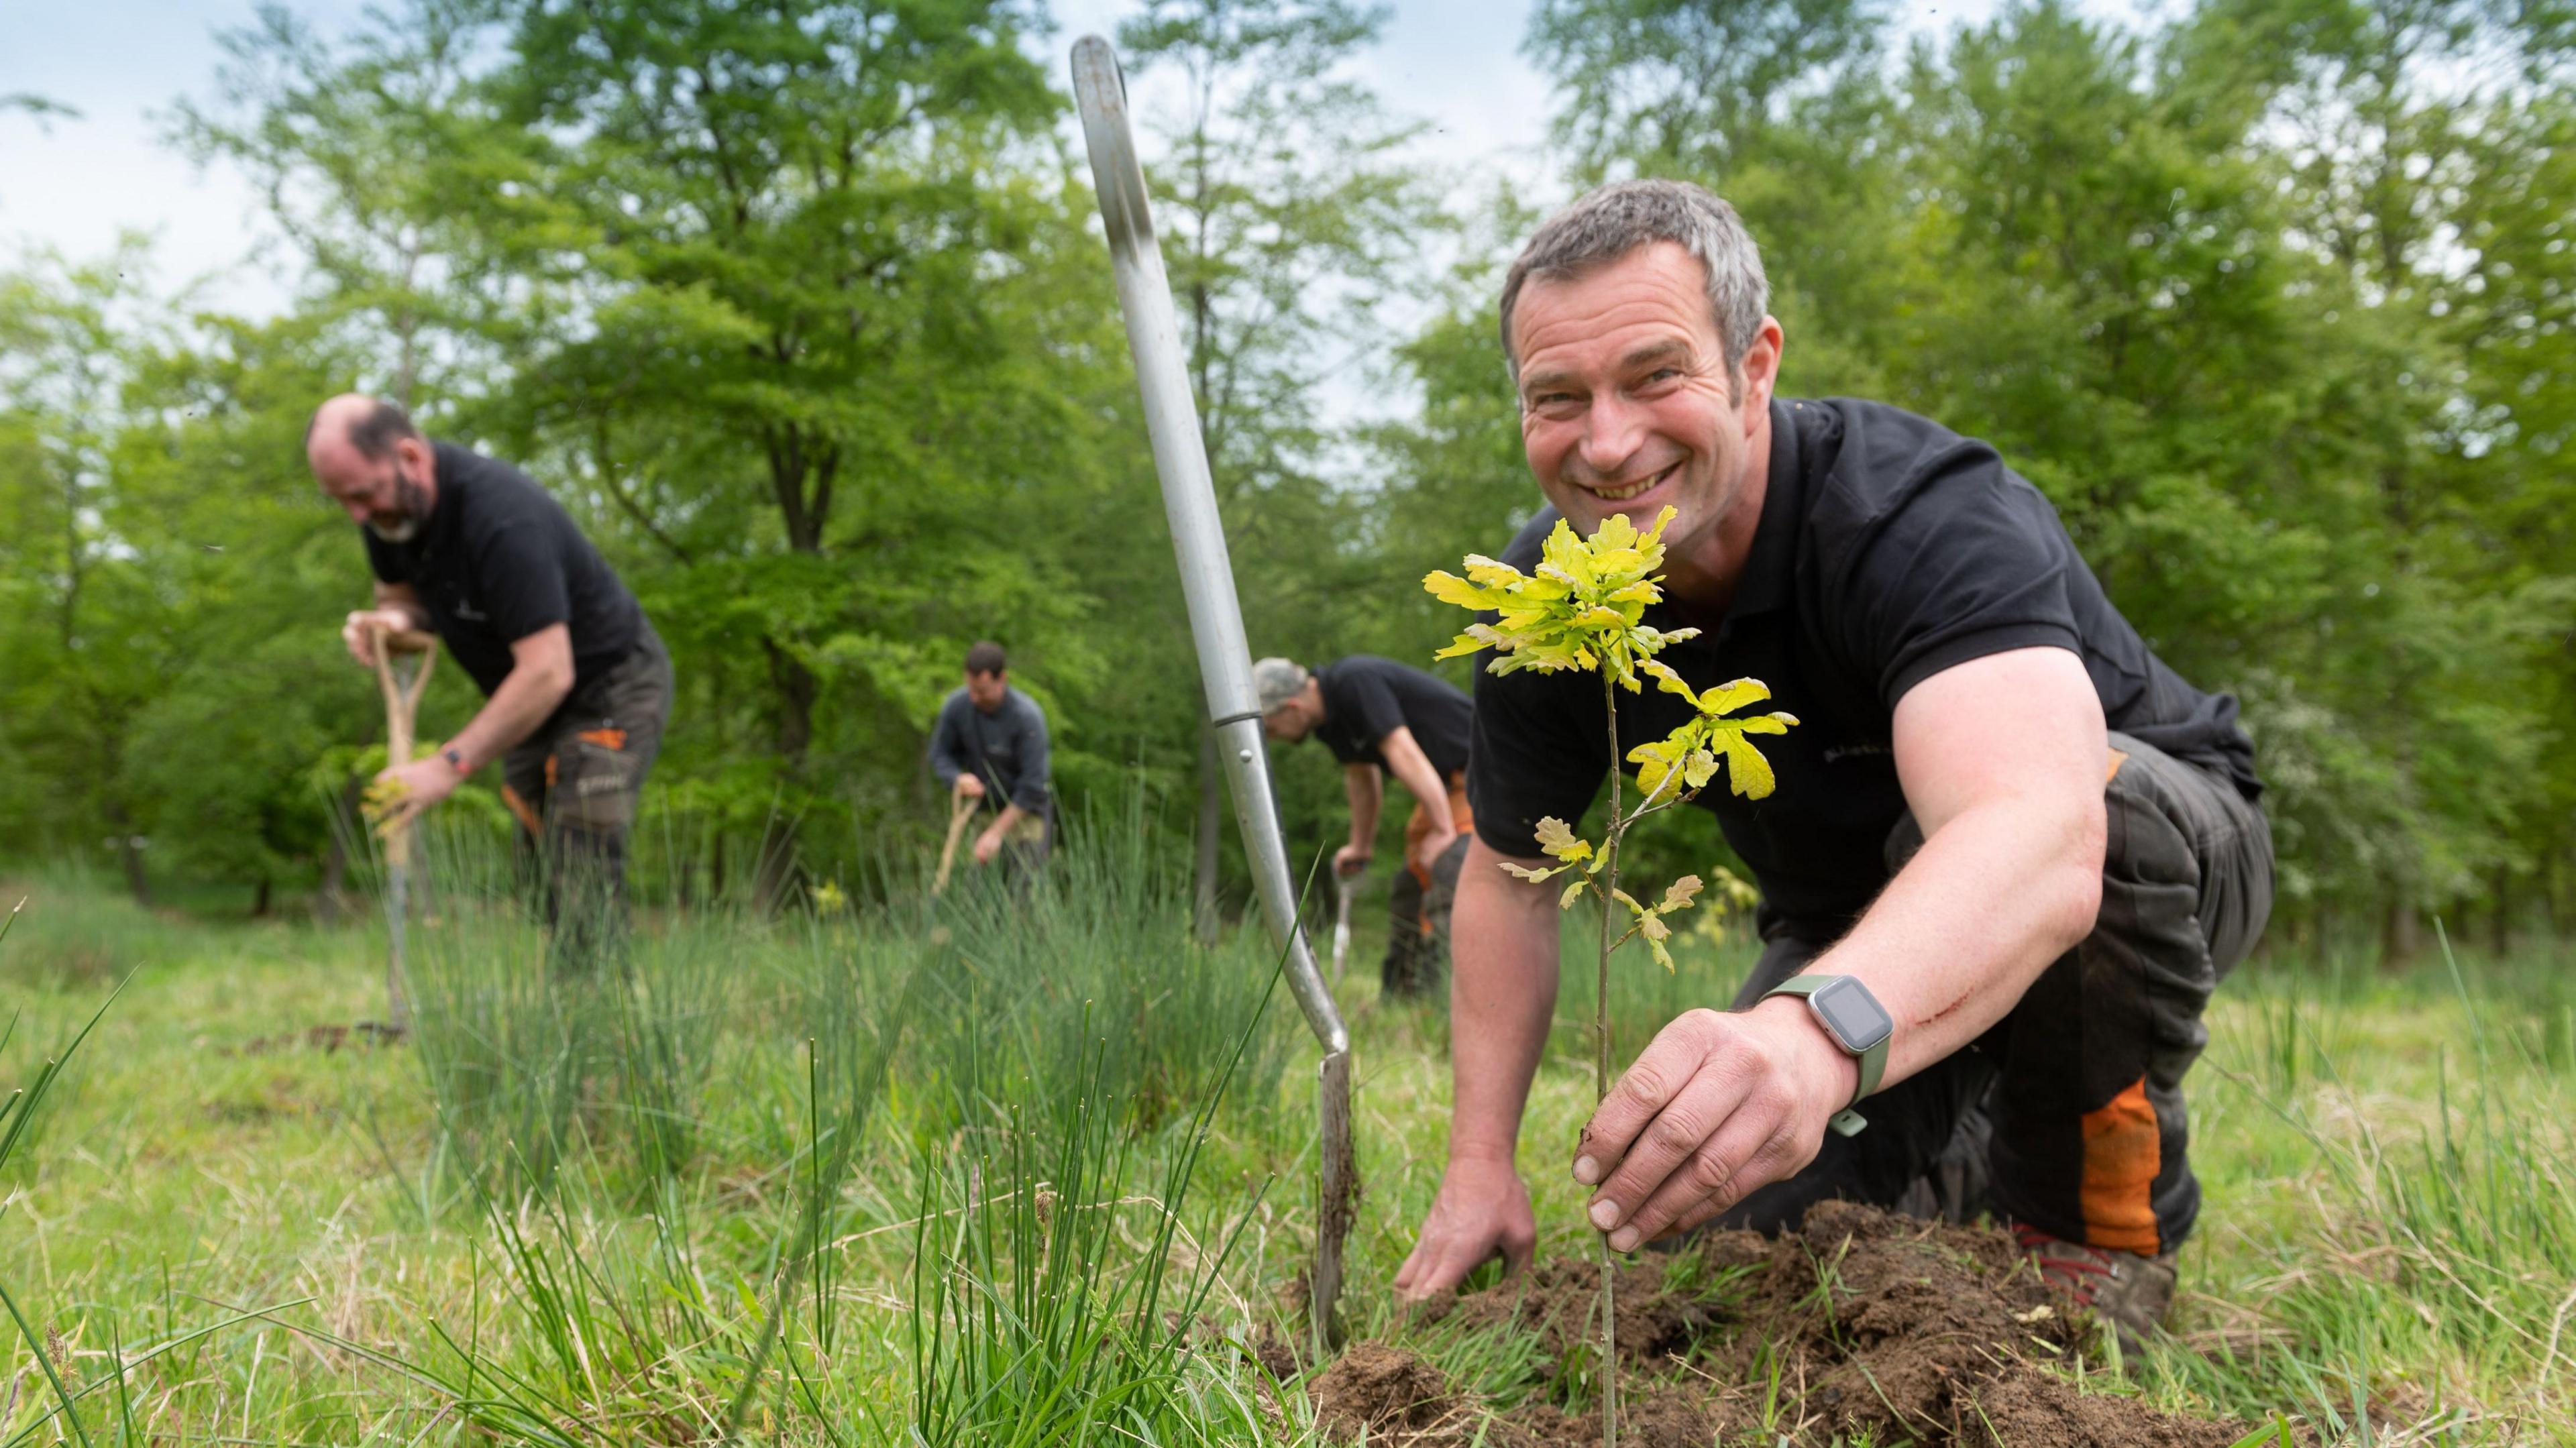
[472,512,574,645]
[1466,663,1610,860]
[1839,463,2085,710]
[1343,665,1408,752]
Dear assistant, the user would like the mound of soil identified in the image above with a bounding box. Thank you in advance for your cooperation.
[1311,1341,1483,1444]
[1316,1202,2251,1448]
[217,1020,406,1056]
[1435,1249,1729,1370]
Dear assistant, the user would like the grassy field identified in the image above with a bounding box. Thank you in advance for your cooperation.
[3,828,2574,1445]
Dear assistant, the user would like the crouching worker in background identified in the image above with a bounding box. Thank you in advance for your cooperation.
[928,642,1054,889]
[310,394,673,969]
[1254,655,1474,998]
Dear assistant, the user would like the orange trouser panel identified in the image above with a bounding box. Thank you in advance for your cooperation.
[2080,1076,2163,1254]
[500,783,544,837]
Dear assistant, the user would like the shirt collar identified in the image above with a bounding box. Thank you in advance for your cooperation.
[413,441,467,557]
[1726,397,1805,620]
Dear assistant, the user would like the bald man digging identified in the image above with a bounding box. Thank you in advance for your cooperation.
[309,395,673,966]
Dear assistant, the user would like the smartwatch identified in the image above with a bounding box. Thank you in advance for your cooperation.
[1760,974,1893,1137]
[443,746,470,776]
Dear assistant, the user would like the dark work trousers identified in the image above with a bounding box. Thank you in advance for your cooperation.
[1719,732,2273,1256]
[968,804,1052,898]
[1386,773,1477,997]
[1385,834,1472,997]
[500,624,674,972]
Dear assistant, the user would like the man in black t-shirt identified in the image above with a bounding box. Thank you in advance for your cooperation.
[1393,182,2273,1351]
[309,394,673,962]
[1254,655,1475,996]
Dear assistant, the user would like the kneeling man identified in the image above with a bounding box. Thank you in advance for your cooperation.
[1395,182,2272,1349]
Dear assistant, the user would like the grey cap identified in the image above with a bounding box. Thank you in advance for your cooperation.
[1251,657,1310,713]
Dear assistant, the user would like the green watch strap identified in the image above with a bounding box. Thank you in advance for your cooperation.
[1760,975,1892,1138]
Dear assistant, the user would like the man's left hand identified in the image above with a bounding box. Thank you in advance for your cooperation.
[1571,997,1860,1251]
[973,826,1004,866]
[1411,824,1459,876]
[372,753,462,832]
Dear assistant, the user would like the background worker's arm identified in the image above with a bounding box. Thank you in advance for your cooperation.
[1378,724,1458,871]
[341,580,431,664]
[1338,763,1383,875]
[977,801,1028,862]
[374,624,578,818]
[1572,647,2110,1251]
[1393,835,1558,1299]
[973,703,1051,865]
[927,699,977,797]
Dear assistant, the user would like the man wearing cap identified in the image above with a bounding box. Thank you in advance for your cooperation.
[928,641,1054,882]
[1391,180,2273,1352]
[309,394,672,964]
[1256,655,1474,997]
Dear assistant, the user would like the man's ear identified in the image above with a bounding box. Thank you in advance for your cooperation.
[1738,315,1784,420]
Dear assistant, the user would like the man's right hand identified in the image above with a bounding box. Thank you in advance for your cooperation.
[342,608,417,666]
[953,774,987,801]
[1333,842,1372,877]
[1393,1155,1536,1302]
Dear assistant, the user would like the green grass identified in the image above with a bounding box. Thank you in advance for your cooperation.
[2,844,2573,1444]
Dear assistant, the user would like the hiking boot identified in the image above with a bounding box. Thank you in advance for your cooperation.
[2011,1221,2178,1361]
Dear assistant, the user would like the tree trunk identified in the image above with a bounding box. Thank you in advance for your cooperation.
[752,638,817,914]
[250,876,272,920]
[2381,895,2420,968]
[1194,723,1222,944]
[2490,866,2510,958]
[764,638,817,771]
[106,800,151,907]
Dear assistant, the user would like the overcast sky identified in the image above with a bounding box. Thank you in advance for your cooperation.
[1,0,1579,317]
[1,0,2106,318]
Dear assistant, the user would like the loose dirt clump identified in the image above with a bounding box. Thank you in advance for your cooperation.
[1311,1341,1495,1445]
[217,1021,406,1056]
[1508,1390,1715,1448]
[1436,1253,1728,1371]
[1317,1202,2255,1447]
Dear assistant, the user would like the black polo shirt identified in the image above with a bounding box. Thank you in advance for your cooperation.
[363,441,645,702]
[1313,656,1474,777]
[1467,396,2258,934]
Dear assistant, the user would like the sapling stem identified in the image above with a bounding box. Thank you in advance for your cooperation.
[1595,667,1621,1448]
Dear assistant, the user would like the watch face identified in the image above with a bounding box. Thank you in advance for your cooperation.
[1809,977,1894,1052]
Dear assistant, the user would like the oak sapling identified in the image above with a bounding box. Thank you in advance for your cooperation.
[1424,505,1795,1447]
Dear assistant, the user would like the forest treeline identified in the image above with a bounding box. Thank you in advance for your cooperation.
[3,0,2570,952]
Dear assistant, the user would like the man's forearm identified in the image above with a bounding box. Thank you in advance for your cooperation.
[1447,840,1562,1163]
[443,668,572,771]
[991,801,1028,834]
[1381,729,1456,836]
[1803,791,2102,1088]
[370,586,432,633]
[1344,767,1383,852]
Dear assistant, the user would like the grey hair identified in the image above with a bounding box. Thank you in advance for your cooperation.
[1498,179,1770,386]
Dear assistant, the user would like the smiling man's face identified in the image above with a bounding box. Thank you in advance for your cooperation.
[1511,241,1776,569]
